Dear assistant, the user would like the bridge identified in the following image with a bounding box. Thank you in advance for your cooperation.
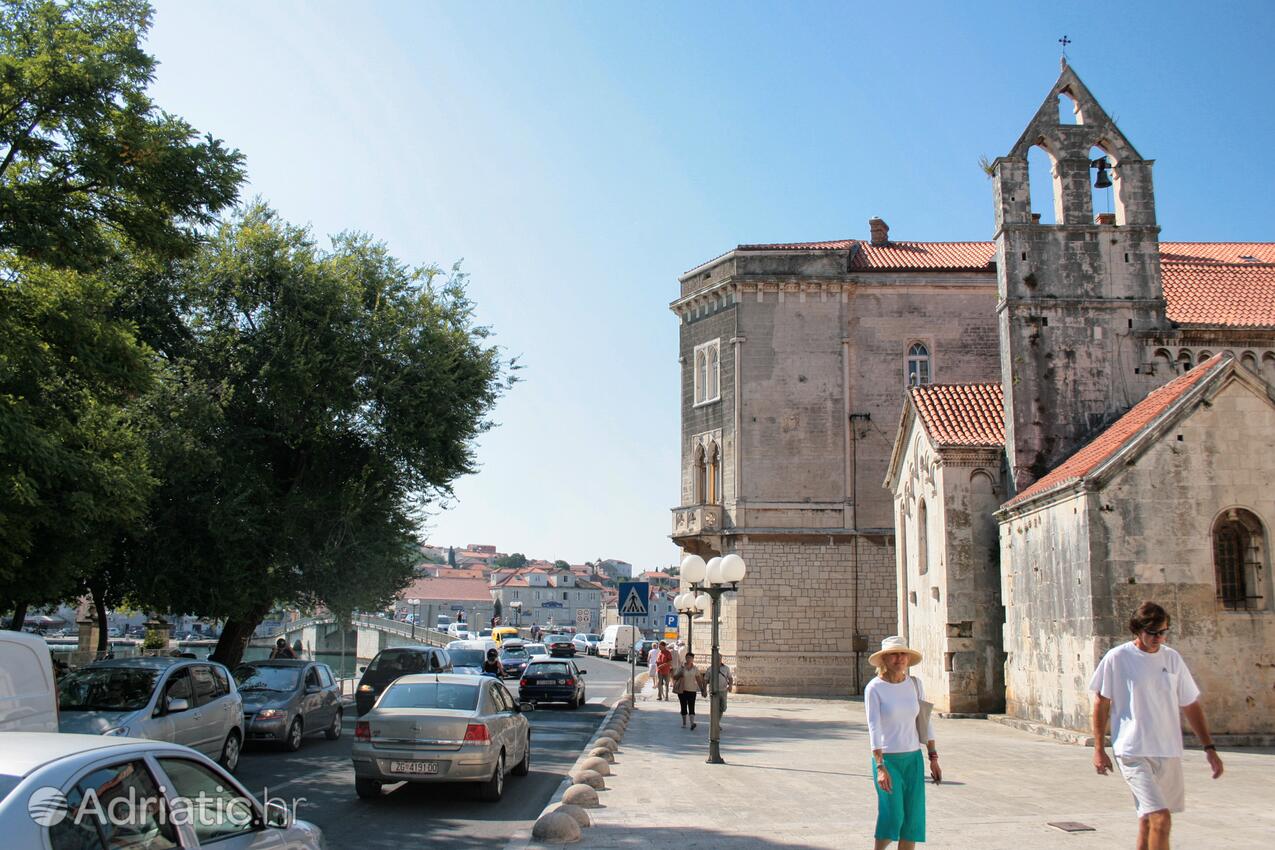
[269,613,452,661]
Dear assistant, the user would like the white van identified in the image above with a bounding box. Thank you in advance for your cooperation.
[446,622,471,639]
[0,630,58,732]
[597,624,639,661]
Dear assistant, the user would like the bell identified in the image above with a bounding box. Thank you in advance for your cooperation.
[1093,159,1112,189]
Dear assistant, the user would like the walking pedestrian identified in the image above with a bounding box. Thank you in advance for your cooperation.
[715,658,734,715]
[1091,601,1222,850]
[866,635,939,849]
[647,640,660,693]
[656,641,674,701]
[672,652,707,729]
[270,638,296,659]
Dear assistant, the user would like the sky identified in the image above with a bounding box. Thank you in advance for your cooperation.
[144,1,1275,572]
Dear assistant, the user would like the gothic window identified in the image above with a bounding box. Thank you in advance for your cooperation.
[694,339,721,405]
[917,499,929,575]
[692,443,706,504]
[706,441,720,504]
[1177,350,1193,373]
[1212,509,1266,611]
[906,343,931,387]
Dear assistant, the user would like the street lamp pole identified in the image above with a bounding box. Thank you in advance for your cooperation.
[679,553,747,765]
[408,598,419,641]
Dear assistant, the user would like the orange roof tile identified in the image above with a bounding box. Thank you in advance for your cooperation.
[398,576,495,602]
[910,383,1005,447]
[1161,262,1275,327]
[1158,243,1275,264]
[1005,354,1226,508]
[852,241,996,270]
[737,238,854,252]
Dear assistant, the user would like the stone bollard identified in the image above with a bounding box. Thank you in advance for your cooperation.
[593,735,619,751]
[562,783,600,808]
[549,803,591,828]
[579,756,611,776]
[531,810,581,844]
[588,746,614,763]
[568,768,605,790]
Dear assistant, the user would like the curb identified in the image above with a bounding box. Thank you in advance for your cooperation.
[503,687,634,849]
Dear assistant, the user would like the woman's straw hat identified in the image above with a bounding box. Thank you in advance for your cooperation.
[868,635,923,667]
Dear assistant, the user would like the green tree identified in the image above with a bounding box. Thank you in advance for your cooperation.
[0,259,154,625]
[447,546,457,567]
[0,0,244,273]
[552,559,570,571]
[493,552,527,570]
[128,205,511,666]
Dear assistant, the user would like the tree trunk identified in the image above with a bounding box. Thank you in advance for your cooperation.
[94,592,109,655]
[7,601,28,631]
[210,602,272,668]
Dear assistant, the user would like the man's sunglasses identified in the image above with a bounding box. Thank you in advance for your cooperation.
[1143,627,1170,637]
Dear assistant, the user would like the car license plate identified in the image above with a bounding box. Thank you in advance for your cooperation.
[546,679,562,685]
[390,760,439,774]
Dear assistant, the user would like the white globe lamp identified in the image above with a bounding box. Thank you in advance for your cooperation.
[705,557,723,585]
[720,554,747,584]
[681,554,707,585]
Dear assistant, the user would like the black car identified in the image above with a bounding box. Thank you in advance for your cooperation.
[635,639,658,664]
[519,658,587,709]
[545,634,575,657]
[355,646,452,716]
[233,659,343,751]
[499,641,532,679]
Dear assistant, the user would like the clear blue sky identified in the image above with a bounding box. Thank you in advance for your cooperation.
[146,1,1274,572]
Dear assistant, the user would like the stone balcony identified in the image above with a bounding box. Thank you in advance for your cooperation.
[670,504,723,541]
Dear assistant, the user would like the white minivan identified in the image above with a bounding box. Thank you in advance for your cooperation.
[596,624,639,660]
[0,630,58,732]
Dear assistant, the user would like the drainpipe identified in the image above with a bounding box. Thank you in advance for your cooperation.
[850,412,872,695]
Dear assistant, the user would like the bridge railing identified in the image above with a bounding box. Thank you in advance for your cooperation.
[272,613,450,648]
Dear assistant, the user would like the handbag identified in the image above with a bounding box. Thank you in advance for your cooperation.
[911,675,934,744]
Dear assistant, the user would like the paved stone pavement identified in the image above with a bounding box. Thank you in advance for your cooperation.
[552,685,1274,849]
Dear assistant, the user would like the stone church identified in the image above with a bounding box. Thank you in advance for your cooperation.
[672,61,1275,736]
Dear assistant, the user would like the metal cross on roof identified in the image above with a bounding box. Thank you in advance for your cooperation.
[1059,35,1072,57]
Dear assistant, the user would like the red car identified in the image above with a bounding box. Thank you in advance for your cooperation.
[545,634,576,657]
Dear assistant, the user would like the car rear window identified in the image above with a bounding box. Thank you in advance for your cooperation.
[526,663,571,678]
[447,650,486,668]
[367,649,431,675]
[546,635,571,643]
[378,683,479,711]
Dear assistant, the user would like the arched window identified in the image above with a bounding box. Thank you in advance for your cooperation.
[1176,350,1193,374]
[1241,351,1258,374]
[708,346,719,400]
[1197,350,1213,365]
[1213,509,1266,611]
[706,441,719,504]
[692,444,706,504]
[906,343,931,387]
[917,499,929,575]
[695,351,707,404]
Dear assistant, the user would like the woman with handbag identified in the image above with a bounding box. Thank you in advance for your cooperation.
[672,652,707,729]
[865,636,941,849]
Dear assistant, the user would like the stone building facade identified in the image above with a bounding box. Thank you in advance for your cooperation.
[676,61,1275,719]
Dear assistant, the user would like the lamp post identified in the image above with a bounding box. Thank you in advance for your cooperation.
[510,600,522,628]
[408,598,420,641]
[679,552,747,765]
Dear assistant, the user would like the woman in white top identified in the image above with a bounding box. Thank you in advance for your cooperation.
[865,636,941,849]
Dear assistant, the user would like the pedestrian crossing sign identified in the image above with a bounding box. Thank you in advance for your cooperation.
[618,582,649,617]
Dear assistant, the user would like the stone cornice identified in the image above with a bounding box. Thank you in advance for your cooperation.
[671,273,996,316]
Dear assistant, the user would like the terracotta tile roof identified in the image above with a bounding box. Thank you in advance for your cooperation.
[737,238,854,252]
[910,383,1005,447]
[852,241,997,270]
[1161,262,1275,327]
[1005,354,1226,508]
[1158,243,1275,264]
[398,576,495,602]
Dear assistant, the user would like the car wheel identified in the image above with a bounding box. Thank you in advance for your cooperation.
[512,735,530,776]
[355,778,381,799]
[218,730,241,773]
[283,717,304,752]
[568,694,579,710]
[325,708,342,740]
[479,751,505,802]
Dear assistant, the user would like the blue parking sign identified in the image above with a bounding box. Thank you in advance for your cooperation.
[665,614,678,629]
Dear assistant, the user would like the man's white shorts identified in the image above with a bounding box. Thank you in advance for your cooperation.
[1116,756,1185,817]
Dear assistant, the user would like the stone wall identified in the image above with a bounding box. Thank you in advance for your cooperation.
[687,536,896,696]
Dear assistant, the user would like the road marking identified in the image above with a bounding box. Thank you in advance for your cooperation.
[588,697,606,704]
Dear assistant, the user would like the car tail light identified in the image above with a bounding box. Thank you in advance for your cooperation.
[564,678,574,686]
[355,721,371,742]
[519,678,529,688]
[463,723,490,745]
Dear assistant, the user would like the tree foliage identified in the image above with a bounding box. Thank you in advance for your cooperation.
[493,552,527,570]
[0,0,244,272]
[127,205,511,665]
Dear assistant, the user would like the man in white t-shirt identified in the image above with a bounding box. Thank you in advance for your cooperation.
[1090,601,1223,850]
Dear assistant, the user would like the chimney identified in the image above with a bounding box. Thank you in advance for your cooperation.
[1094,212,1115,225]
[868,217,889,246]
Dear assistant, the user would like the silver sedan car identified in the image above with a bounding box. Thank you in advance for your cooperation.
[0,733,324,848]
[351,673,530,802]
